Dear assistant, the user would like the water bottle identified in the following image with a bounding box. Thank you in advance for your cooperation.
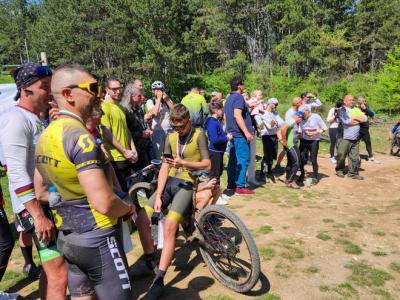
[48,185,61,207]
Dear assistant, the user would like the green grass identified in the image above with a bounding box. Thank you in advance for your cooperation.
[322,218,334,223]
[274,239,305,261]
[316,232,331,241]
[346,260,394,287]
[0,270,28,291]
[0,74,14,84]
[273,262,293,278]
[258,225,273,234]
[305,266,319,273]
[259,247,276,261]
[348,222,363,228]
[373,288,396,300]
[372,251,387,257]
[337,239,362,255]
[256,293,282,300]
[319,282,358,299]
[373,231,386,236]
[389,262,400,273]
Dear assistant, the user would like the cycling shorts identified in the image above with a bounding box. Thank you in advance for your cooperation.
[146,176,193,223]
[57,232,132,299]
[15,206,61,263]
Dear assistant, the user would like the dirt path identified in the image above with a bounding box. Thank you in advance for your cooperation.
[4,153,400,300]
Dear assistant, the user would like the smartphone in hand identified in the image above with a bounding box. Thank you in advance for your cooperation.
[163,153,174,160]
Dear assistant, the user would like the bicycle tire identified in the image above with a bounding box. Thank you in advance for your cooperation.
[198,205,260,293]
[128,182,153,206]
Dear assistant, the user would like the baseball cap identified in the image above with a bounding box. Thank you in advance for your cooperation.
[267,98,279,105]
[12,63,52,100]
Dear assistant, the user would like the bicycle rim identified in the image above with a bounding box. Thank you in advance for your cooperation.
[198,205,260,293]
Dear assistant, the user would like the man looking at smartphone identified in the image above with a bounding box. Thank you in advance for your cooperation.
[143,104,210,299]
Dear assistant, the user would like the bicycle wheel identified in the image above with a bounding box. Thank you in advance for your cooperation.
[198,205,260,293]
[128,182,153,207]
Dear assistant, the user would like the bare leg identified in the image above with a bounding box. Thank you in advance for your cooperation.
[158,219,179,272]
[276,149,286,166]
[40,256,68,300]
[135,210,154,255]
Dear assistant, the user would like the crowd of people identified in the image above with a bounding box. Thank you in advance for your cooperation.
[0,62,390,300]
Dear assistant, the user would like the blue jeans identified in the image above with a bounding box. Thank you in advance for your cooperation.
[227,137,250,188]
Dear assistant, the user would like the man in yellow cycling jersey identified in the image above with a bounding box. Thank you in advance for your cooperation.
[143,104,211,299]
[35,64,135,300]
[181,87,209,127]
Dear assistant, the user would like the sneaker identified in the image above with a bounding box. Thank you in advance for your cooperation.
[267,173,275,183]
[220,193,231,201]
[23,264,41,280]
[286,181,300,189]
[336,171,345,178]
[142,277,164,300]
[348,174,364,180]
[216,196,228,205]
[330,157,337,164]
[0,291,20,300]
[368,157,380,164]
[311,178,318,185]
[273,165,285,174]
[235,188,255,195]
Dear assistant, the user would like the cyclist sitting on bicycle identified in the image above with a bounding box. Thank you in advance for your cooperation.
[143,104,211,299]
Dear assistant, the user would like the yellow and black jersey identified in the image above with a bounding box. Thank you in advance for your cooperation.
[35,115,117,233]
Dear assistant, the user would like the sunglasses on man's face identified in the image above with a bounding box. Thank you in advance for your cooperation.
[171,121,189,132]
[108,86,123,93]
[66,82,100,97]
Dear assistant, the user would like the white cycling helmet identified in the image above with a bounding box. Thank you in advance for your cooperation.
[151,81,164,90]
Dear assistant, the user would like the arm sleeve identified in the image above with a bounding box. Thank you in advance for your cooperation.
[197,131,210,160]
[201,97,209,115]
[146,99,155,111]
[362,106,375,118]
[317,115,328,131]
[163,134,172,155]
[206,121,227,145]
[327,108,336,123]
[100,104,112,130]
[311,99,322,107]
[276,115,285,128]
[1,115,35,204]
[64,131,102,173]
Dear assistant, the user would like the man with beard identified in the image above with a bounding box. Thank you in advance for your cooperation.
[101,76,137,192]
[0,62,67,299]
[35,64,135,299]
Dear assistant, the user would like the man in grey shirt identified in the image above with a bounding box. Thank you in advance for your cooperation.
[335,94,367,180]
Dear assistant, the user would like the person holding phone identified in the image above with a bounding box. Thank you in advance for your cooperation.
[143,104,210,299]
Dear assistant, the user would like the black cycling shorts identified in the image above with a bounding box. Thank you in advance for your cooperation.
[146,176,193,223]
[15,206,61,263]
[57,233,132,299]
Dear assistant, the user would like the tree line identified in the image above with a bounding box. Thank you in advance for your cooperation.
[0,0,399,112]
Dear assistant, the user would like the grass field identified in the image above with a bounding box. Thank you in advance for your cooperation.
[0,119,399,299]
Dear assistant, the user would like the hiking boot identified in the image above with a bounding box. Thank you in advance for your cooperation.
[23,264,41,280]
[267,173,275,183]
[348,174,364,180]
[336,171,345,178]
[235,188,255,195]
[311,178,319,185]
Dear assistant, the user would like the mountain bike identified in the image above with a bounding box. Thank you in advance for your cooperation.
[127,160,261,293]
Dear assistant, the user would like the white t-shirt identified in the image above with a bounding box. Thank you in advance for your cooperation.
[146,99,171,132]
[301,113,327,141]
[0,106,44,213]
[260,111,284,136]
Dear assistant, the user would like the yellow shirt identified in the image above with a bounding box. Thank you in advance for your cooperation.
[101,100,129,161]
[35,115,117,233]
